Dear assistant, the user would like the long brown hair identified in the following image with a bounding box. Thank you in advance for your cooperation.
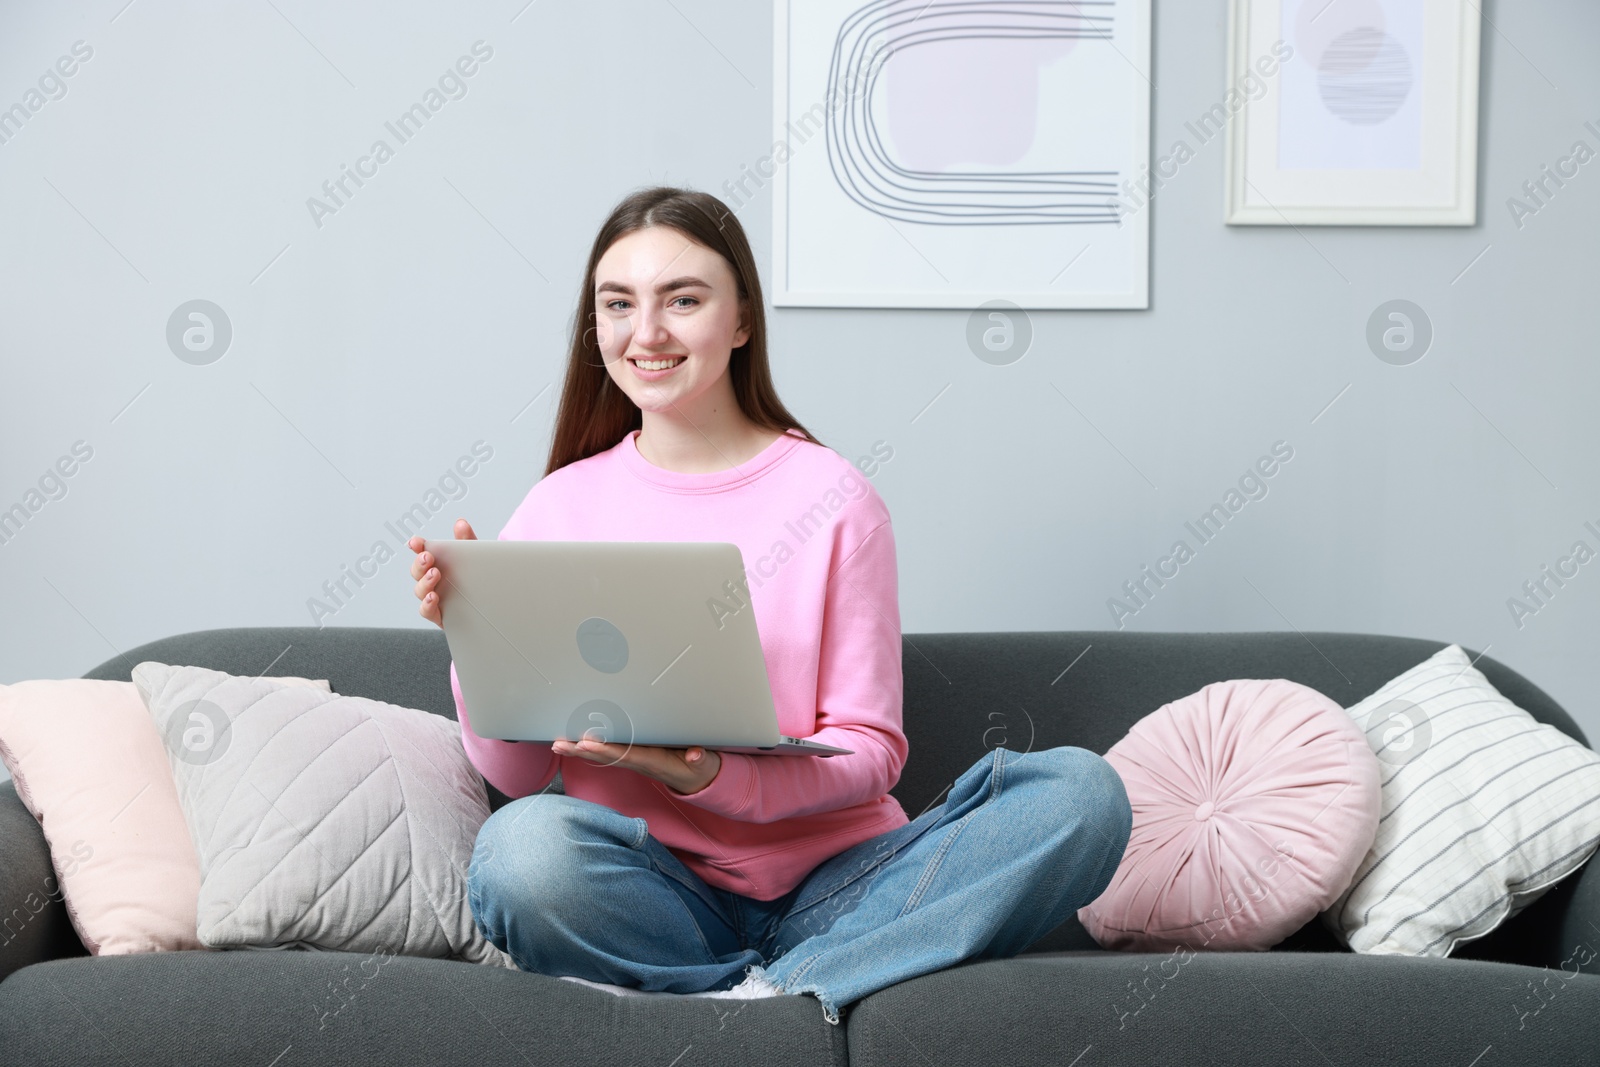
[544,186,822,477]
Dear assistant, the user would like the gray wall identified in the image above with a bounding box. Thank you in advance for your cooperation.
[3,1,1597,764]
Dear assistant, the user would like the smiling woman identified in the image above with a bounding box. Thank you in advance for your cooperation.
[403,186,1132,1026]
[591,232,754,426]
[548,189,817,476]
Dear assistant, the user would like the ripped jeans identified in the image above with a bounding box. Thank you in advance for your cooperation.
[466,744,1132,1025]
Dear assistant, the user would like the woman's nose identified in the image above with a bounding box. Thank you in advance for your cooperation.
[632,305,670,345]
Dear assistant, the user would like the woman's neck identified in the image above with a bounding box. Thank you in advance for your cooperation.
[635,411,781,474]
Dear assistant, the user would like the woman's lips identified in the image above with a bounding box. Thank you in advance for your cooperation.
[629,355,686,380]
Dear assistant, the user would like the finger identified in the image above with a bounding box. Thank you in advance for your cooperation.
[560,738,640,769]
[554,739,607,763]
[413,567,440,603]
[455,519,478,541]
[409,549,432,582]
[570,738,621,758]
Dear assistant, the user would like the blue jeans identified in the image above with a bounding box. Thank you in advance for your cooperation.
[466,745,1132,1025]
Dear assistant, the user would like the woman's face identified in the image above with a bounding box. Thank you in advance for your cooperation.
[592,226,750,416]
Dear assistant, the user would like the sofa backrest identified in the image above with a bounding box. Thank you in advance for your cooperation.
[82,626,1585,820]
[71,625,1590,962]
[892,630,1585,819]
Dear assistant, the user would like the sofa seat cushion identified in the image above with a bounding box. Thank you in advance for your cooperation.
[0,950,846,1067]
[846,950,1600,1067]
[1079,679,1382,951]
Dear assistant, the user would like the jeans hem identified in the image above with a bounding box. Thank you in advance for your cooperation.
[748,962,841,1026]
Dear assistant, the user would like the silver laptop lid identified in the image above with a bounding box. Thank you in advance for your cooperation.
[428,540,784,748]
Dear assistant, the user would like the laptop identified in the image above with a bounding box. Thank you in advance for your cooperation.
[424,539,851,756]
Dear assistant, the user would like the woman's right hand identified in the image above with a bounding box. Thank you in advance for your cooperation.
[408,518,478,629]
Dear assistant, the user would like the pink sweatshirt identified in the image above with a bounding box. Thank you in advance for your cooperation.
[450,428,910,900]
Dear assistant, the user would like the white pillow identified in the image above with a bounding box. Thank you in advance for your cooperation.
[132,661,515,968]
[1323,644,1600,956]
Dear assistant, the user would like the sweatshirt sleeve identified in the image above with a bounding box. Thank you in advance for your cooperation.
[452,659,559,799]
[657,517,908,823]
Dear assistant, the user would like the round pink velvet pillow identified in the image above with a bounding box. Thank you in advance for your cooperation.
[1078,678,1381,952]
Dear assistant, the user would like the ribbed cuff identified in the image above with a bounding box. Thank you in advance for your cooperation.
[658,751,757,817]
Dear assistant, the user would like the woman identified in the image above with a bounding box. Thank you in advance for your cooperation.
[407,186,1131,1026]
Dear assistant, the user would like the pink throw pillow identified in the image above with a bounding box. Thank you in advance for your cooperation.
[0,675,330,955]
[1078,678,1381,952]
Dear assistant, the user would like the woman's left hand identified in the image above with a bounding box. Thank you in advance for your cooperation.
[551,738,722,796]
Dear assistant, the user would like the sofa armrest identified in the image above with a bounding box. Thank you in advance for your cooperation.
[1460,848,1600,971]
[0,779,86,981]
[1548,850,1600,970]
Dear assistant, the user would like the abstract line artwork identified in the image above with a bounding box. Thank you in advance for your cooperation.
[772,0,1152,309]
[826,2,1121,226]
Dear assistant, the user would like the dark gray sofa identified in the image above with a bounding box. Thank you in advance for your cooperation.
[3,626,1598,1065]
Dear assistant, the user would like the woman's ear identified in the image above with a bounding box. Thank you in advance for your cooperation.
[734,299,752,349]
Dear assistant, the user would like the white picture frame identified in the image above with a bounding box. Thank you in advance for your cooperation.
[768,0,1151,309]
[1225,0,1481,225]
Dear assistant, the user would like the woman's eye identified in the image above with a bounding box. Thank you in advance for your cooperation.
[602,297,698,311]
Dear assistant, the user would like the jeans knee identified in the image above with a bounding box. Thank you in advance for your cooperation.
[469,794,629,919]
[1039,746,1132,852]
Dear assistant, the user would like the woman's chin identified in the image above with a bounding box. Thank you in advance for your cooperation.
[629,390,682,414]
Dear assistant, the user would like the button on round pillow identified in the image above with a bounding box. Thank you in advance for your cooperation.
[1078,678,1381,952]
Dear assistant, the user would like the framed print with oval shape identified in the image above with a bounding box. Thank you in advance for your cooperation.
[1225,0,1481,225]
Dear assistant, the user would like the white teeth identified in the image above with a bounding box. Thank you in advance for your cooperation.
[634,357,684,371]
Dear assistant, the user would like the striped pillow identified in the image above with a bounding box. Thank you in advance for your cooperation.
[1322,644,1600,956]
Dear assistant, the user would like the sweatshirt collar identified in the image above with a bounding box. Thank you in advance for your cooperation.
[617,427,805,493]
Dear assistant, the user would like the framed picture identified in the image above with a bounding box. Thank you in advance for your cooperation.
[1225,0,1481,225]
[768,0,1151,309]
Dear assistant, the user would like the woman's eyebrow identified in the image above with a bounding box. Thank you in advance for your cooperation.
[595,275,711,296]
